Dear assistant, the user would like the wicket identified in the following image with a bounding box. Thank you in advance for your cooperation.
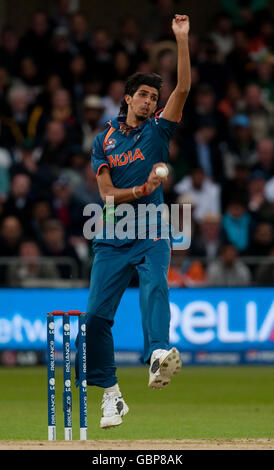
[47,310,87,441]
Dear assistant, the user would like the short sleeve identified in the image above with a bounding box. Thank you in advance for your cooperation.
[91,135,109,178]
[151,113,179,140]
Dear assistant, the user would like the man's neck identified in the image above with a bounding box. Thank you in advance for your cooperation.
[125,111,145,128]
[120,115,145,135]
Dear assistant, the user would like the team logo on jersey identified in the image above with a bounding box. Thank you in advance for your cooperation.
[104,138,116,151]
[107,148,145,168]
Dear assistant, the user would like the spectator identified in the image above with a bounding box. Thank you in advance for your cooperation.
[19,10,52,76]
[48,26,74,82]
[81,95,105,153]
[174,167,221,222]
[67,55,88,104]
[0,215,23,284]
[190,212,222,259]
[210,12,234,56]
[180,117,225,183]
[197,38,230,100]
[41,218,81,279]
[69,11,92,59]
[151,44,177,84]
[245,221,273,255]
[255,245,274,285]
[238,84,274,141]
[247,170,268,217]
[50,0,72,29]
[0,84,44,149]
[222,199,251,252]
[218,80,244,120]
[51,175,84,236]
[30,198,53,244]
[18,56,42,91]
[61,149,89,187]
[112,49,131,81]
[248,17,274,61]
[74,163,102,206]
[100,81,125,125]
[2,173,33,229]
[39,120,70,171]
[221,163,250,210]
[167,137,190,182]
[36,74,63,112]
[0,26,21,75]
[207,243,251,286]
[90,29,113,90]
[45,88,82,145]
[223,114,257,178]
[251,138,274,179]
[0,215,22,256]
[184,83,228,140]
[114,15,144,66]
[6,239,60,286]
[10,138,54,195]
[226,28,253,87]
[254,60,274,104]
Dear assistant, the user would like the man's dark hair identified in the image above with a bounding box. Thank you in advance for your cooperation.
[119,72,163,115]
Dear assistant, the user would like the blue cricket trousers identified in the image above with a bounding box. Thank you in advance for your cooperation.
[76,238,171,388]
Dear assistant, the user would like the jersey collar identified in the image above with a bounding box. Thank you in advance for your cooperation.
[108,116,148,133]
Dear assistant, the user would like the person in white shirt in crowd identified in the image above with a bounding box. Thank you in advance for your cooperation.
[100,80,125,125]
[210,12,234,57]
[81,95,105,153]
[174,166,221,222]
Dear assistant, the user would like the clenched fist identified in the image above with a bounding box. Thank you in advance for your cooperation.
[172,14,190,38]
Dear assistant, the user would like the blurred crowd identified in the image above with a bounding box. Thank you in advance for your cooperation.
[0,0,274,287]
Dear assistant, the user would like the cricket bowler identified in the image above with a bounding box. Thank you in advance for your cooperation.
[76,14,191,428]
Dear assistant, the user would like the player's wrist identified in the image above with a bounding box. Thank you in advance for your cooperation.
[132,183,150,198]
[175,33,189,42]
[132,185,148,199]
[142,182,150,196]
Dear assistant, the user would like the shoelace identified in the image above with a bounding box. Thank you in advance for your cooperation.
[101,392,120,417]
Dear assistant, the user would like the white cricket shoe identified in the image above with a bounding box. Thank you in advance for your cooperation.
[148,347,182,389]
[100,391,129,429]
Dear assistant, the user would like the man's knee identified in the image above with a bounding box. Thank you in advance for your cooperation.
[86,313,114,332]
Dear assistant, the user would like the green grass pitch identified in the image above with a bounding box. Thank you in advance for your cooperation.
[0,365,273,440]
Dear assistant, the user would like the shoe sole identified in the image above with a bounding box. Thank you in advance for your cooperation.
[149,348,182,390]
[100,404,129,429]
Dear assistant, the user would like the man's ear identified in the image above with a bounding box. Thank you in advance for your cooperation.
[124,94,132,105]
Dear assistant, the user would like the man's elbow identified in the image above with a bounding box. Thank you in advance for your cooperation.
[100,188,115,204]
[175,86,190,97]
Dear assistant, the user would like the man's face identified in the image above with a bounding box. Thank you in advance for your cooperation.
[222,245,237,265]
[126,85,158,121]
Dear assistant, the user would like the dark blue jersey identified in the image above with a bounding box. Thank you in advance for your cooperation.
[91,113,178,246]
